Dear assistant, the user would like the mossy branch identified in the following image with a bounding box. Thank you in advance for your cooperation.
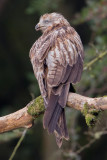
[0,93,107,133]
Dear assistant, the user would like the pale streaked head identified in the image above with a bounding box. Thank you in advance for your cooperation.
[35,12,70,33]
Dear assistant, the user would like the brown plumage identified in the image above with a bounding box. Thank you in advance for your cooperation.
[29,13,84,148]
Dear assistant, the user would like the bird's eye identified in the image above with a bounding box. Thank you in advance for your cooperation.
[44,20,49,24]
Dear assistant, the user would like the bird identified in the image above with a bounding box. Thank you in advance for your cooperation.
[29,12,84,148]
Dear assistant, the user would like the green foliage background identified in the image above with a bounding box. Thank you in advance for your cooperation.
[0,0,107,159]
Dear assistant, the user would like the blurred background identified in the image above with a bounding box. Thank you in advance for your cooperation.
[0,0,107,159]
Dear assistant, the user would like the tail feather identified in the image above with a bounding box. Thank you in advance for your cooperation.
[54,108,69,148]
[43,102,69,147]
[60,109,69,140]
[58,83,70,107]
[43,94,59,129]
[55,123,62,137]
[48,104,62,133]
[54,130,63,148]
[43,84,70,148]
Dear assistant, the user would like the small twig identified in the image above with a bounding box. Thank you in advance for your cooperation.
[84,51,107,70]
[9,129,27,160]
[76,139,96,154]
[76,129,107,154]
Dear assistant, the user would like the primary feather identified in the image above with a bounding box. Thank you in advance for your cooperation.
[29,12,84,147]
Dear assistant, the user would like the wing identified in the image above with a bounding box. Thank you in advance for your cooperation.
[29,34,52,67]
[29,34,52,98]
[46,26,84,91]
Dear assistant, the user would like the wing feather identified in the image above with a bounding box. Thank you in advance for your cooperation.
[57,40,66,66]
[29,34,53,98]
[46,26,84,90]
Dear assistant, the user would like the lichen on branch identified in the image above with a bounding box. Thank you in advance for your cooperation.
[82,102,101,127]
[27,96,45,117]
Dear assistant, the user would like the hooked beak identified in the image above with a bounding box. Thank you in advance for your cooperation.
[35,23,41,31]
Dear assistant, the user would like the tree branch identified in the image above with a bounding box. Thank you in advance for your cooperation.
[0,93,107,134]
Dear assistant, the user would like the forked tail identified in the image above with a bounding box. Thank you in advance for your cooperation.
[43,84,70,147]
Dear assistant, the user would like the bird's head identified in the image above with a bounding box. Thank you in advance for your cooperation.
[35,12,70,33]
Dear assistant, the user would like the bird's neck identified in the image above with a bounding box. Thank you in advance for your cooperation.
[43,24,67,35]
